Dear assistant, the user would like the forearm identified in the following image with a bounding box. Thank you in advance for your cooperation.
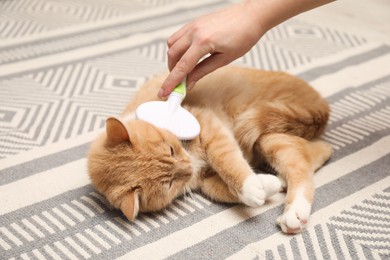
[159,0,335,96]
[246,0,335,31]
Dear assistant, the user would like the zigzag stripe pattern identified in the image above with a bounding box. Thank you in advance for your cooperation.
[0,0,188,40]
[322,81,390,150]
[241,41,312,70]
[327,189,390,259]
[264,20,367,49]
[138,0,187,7]
[0,1,228,65]
[0,60,146,158]
[0,43,174,159]
[0,189,213,258]
[324,106,390,150]
[0,18,46,39]
[239,20,366,70]
[0,22,165,65]
[137,39,168,64]
[255,187,390,259]
[0,16,367,66]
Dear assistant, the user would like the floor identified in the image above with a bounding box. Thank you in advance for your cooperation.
[296,0,390,43]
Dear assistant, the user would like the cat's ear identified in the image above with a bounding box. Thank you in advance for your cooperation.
[120,190,139,221]
[105,117,130,147]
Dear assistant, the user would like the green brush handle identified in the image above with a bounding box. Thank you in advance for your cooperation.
[172,81,186,98]
[167,81,186,114]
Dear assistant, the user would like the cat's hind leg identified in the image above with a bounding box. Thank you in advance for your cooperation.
[258,133,332,233]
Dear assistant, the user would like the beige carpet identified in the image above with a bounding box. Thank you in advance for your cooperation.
[1,0,389,259]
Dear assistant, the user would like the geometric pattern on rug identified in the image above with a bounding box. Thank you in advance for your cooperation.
[0,188,215,259]
[1,0,389,259]
[327,188,390,259]
[324,80,390,151]
[264,187,390,260]
[0,0,190,40]
[242,20,367,70]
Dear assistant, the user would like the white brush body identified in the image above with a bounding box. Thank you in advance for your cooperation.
[135,91,200,140]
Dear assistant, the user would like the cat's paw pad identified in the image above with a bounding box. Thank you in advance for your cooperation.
[238,174,281,207]
[277,196,311,234]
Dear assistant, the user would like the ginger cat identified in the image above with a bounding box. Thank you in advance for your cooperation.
[88,66,332,234]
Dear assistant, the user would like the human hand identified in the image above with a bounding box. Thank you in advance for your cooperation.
[158,0,334,98]
[158,1,266,98]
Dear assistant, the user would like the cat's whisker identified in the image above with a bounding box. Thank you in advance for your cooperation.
[183,184,191,197]
[184,188,216,215]
[182,184,196,203]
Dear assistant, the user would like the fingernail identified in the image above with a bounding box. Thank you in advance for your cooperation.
[187,81,196,91]
[157,88,164,98]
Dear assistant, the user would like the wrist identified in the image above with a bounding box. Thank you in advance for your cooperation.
[243,0,335,32]
[243,0,268,28]
[242,0,269,37]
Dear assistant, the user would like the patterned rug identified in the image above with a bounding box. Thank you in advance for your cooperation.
[1,0,389,259]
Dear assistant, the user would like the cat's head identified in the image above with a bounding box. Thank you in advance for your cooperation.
[88,117,193,220]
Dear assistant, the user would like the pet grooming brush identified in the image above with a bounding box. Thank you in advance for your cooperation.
[135,82,200,140]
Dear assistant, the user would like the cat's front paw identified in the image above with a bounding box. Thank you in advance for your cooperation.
[238,174,281,207]
[258,174,282,197]
[277,196,311,234]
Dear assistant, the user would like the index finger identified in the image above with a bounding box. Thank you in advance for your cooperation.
[159,45,210,97]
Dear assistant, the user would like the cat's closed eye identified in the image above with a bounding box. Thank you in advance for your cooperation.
[169,179,175,189]
[162,179,174,189]
[169,146,175,156]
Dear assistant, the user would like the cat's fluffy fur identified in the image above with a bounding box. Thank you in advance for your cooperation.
[88,66,332,234]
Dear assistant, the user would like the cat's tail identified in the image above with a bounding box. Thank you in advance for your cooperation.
[234,101,329,158]
[259,101,330,139]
